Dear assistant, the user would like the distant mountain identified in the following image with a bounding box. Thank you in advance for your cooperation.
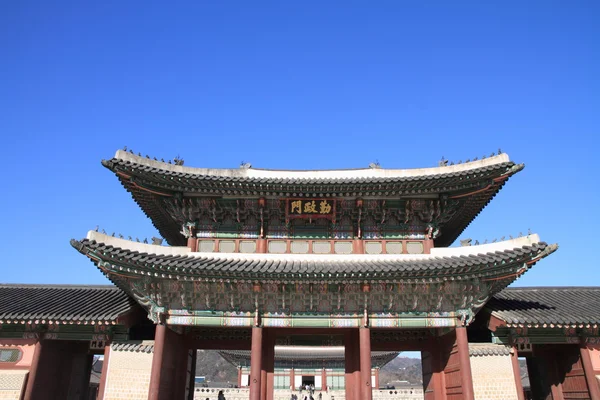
[379,356,423,386]
[195,350,238,385]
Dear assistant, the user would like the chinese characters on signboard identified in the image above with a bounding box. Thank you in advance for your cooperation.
[286,199,335,220]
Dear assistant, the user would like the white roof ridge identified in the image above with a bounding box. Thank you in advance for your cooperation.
[85,231,543,261]
[113,150,511,180]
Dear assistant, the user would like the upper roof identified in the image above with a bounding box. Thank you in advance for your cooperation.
[486,287,600,327]
[101,150,523,246]
[104,150,515,180]
[0,284,139,324]
[71,231,555,283]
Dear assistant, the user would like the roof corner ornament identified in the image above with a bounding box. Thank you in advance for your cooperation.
[427,224,441,240]
[151,237,163,246]
[369,161,381,169]
[173,155,184,166]
[180,222,197,239]
[148,304,165,324]
[457,309,475,326]
[438,157,448,167]
[460,238,472,247]
[240,161,252,169]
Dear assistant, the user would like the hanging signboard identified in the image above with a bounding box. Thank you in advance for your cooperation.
[285,199,336,221]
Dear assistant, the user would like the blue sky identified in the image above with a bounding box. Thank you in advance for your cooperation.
[1,1,598,287]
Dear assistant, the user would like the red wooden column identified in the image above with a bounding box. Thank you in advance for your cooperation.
[187,237,197,252]
[97,342,112,400]
[344,330,360,400]
[149,324,168,400]
[352,339,361,400]
[321,368,327,391]
[431,344,446,400]
[237,366,243,388]
[580,343,600,399]
[455,326,475,400]
[290,368,295,391]
[23,340,52,400]
[260,333,267,400]
[510,346,525,400]
[149,324,186,400]
[24,340,90,400]
[257,239,267,253]
[175,345,191,400]
[264,330,276,400]
[374,367,379,390]
[359,327,373,400]
[249,327,263,400]
[421,338,447,400]
[352,239,364,254]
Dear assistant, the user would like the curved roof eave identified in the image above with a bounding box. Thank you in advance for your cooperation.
[106,150,513,180]
[71,231,557,282]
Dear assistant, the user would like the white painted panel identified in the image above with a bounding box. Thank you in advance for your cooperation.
[406,241,424,254]
[371,375,376,388]
[365,241,382,254]
[294,375,302,389]
[291,241,309,253]
[313,241,331,254]
[242,374,249,387]
[315,375,322,390]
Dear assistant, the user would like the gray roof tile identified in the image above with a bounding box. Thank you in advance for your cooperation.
[0,284,139,323]
[487,287,600,326]
[111,340,154,353]
[468,343,511,357]
[71,239,555,283]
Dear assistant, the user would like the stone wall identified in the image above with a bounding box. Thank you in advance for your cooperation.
[0,339,37,400]
[103,341,154,400]
[0,370,27,400]
[469,344,518,400]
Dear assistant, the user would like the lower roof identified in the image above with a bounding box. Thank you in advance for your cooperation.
[71,232,556,282]
[0,284,140,325]
[486,287,600,327]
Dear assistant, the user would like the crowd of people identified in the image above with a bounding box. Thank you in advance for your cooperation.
[291,383,325,400]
